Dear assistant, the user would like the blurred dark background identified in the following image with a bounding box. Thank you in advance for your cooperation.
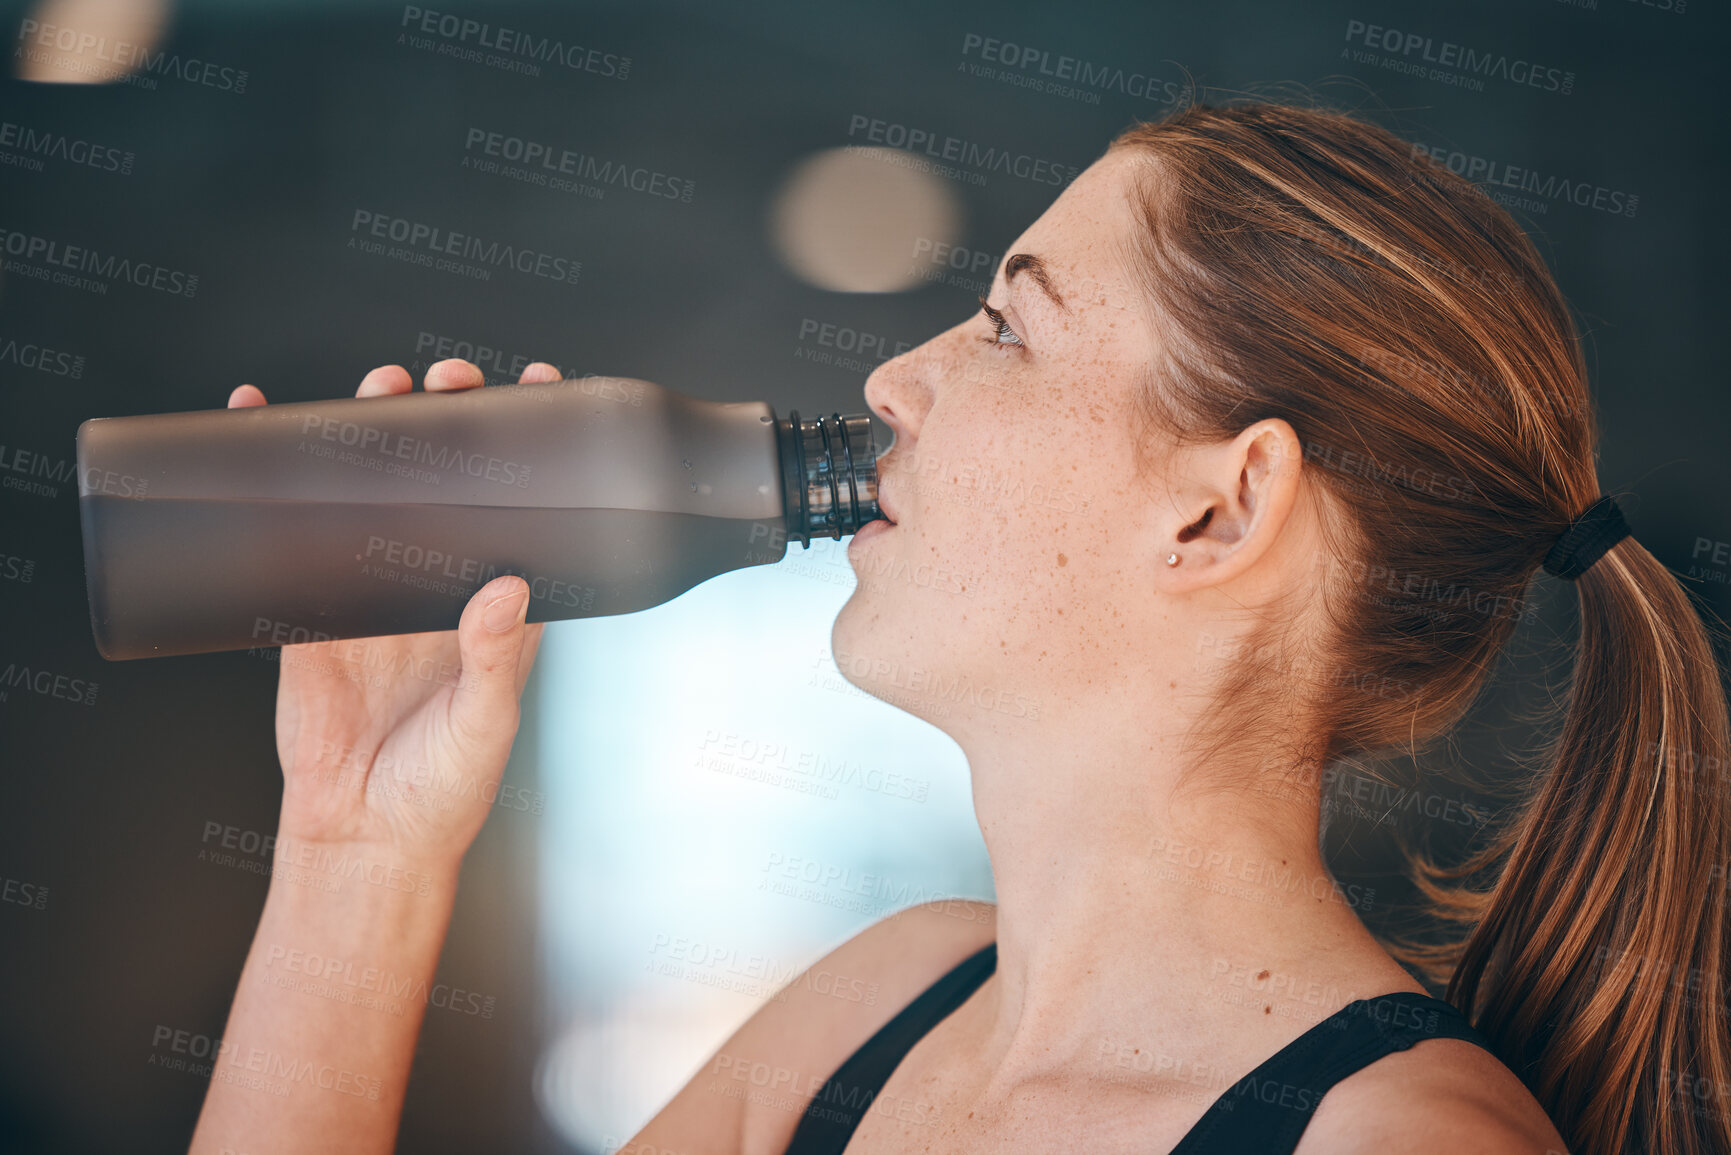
[1,0,1726,1151]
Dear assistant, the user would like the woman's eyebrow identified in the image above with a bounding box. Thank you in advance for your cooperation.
[1004,252,1068,312]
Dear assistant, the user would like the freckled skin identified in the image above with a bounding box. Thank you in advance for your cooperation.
[835,151,1161,737]
[820,152,1564,1155]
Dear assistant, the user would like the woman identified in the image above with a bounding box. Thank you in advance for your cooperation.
[190,101,1730,1155]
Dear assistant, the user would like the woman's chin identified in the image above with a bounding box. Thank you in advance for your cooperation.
[831,587,876,640]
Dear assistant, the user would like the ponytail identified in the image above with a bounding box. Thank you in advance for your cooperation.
[1108,98,1731,1155]
[1446,541,1731,1154]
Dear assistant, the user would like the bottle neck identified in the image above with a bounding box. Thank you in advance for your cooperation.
[776,412,882,547]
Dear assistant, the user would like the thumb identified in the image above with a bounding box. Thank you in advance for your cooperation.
[448,575,532,753]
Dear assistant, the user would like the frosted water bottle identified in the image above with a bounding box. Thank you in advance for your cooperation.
[75,375,884,660]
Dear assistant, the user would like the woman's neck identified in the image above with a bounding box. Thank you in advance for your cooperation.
[952,689,1419,1088]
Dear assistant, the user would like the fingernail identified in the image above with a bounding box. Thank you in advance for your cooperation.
[483,582,529,633]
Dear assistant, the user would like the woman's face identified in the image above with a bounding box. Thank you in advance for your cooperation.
[833,149,1174,734]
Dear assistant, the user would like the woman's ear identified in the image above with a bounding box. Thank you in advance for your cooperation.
[1176,505,1214,544]
[1157,419,1303,588]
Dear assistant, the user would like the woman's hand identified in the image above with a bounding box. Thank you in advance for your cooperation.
[228,358,554,872]
[191,357,560,1155]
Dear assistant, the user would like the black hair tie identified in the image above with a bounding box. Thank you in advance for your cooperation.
[1541,495,1632,581]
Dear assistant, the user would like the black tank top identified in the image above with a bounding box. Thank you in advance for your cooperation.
[782,942,1497,1155]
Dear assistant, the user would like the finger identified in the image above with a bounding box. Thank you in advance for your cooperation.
[425,358,485,392]
[356,365,413,398]
[518,361,561,384]
[514,621,546,698]
[229,384,267,408]
[447,575,531,754]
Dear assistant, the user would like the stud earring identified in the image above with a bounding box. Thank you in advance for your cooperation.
[1166,552,1180,567]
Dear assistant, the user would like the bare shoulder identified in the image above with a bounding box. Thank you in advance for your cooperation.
[621,900,997,1155]
[1295,1037,1569,1155]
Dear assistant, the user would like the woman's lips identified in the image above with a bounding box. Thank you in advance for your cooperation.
[850,517,894,547]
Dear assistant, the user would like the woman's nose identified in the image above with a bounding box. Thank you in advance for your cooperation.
[863,332,944,453]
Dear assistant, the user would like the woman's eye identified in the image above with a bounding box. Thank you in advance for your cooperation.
[976,297,1024,348]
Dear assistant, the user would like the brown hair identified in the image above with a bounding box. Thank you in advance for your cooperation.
[1108,99,1731,1154]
